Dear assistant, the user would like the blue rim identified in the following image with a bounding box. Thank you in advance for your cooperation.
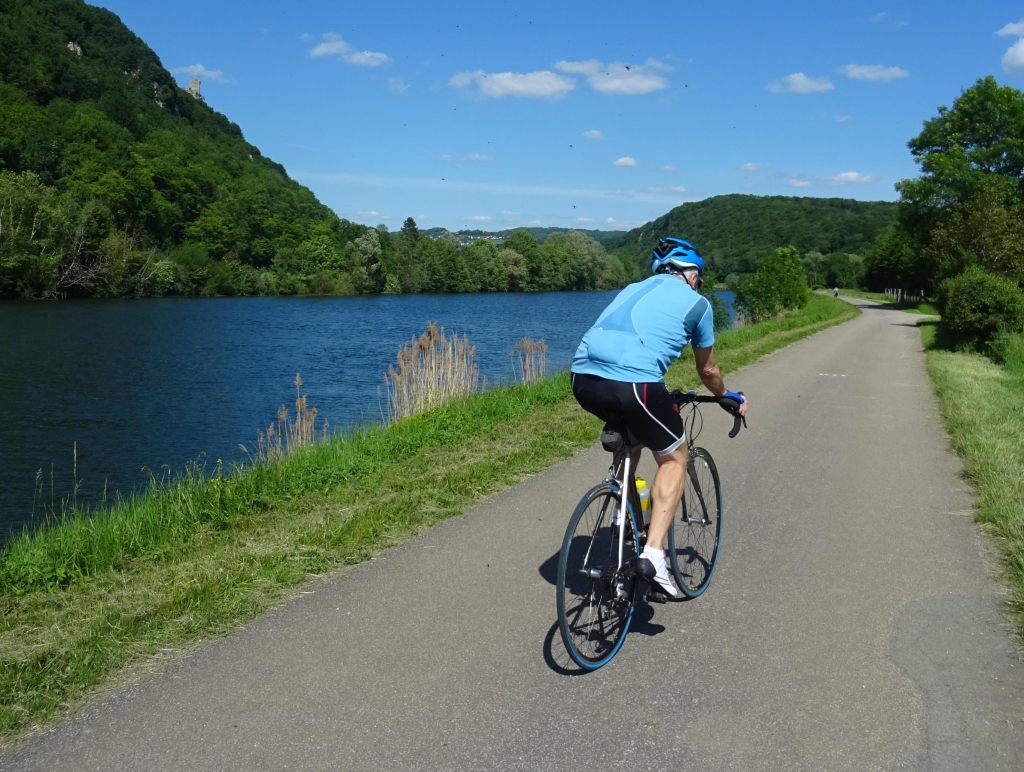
[559,489,640,671]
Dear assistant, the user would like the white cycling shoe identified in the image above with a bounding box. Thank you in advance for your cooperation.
[635,547,681,599]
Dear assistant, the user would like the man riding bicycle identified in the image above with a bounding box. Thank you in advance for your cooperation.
[570,238,749,598]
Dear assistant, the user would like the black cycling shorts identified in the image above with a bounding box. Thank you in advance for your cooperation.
[571,372,685,456]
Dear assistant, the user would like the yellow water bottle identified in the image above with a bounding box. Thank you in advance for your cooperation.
[636,477,651,514]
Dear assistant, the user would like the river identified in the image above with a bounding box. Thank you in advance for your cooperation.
[0,290,735,540]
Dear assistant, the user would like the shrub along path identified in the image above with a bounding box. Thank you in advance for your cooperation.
[5,295,1022,770]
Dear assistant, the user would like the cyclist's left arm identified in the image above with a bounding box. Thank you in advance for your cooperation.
[692,346,749,416]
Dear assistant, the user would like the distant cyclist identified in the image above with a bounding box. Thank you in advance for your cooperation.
[570,238,748,598]
[833,286,839,298]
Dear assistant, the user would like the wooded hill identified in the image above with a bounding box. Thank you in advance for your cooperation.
[422,227,626,245]
[605,195,899,278]
[0,0,634,298]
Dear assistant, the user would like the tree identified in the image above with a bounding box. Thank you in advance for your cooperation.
[923,179,1024,287]
[400,216,420,242]
[822,252,864,289]
[863,225,920,291]
[898,76,1024,219]
[735,246,808,322]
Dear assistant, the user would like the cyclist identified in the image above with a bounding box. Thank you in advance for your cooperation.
[570,238,748,598]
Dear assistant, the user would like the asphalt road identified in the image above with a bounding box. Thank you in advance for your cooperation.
[4,298,1023,771]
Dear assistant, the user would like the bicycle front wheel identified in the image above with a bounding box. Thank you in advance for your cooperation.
[667,447,723,598]
[556,484,640,670]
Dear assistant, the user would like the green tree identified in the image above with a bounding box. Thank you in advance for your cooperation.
[923,179,1024,287]
[735,246,809,322]
[898,76,1024,223]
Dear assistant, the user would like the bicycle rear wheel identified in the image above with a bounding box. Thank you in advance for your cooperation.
[557,484,640,670]
[667,447,722,598]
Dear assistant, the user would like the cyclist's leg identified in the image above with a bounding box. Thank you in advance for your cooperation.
[648,445,687,551]
[619,381,686,552]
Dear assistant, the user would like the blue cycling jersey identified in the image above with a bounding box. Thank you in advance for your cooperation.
[571,274,715,383]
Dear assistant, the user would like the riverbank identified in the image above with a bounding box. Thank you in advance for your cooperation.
[0,294,858,741]
[920,319,1024,643]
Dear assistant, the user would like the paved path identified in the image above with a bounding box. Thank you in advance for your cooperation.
[4,299,1024,771]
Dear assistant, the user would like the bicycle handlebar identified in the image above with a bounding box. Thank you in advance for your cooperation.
[671,390,748,438]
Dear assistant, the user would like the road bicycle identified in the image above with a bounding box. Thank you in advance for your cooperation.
[555,390,745,671]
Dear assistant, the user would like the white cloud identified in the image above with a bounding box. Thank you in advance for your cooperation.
[605,217,617,224]
[662,165,676,172]
[768,72,834,94]
[613,156,637,167]
[582,129,604,140]
[869,12,888,23]
[554,58,671,95]
[310,33,391,67]
[1004,38,1024,75]
[830,171,875,184]
[835,114,852,122]
[740,162,767,171]
[388,77,410,94]
[415,214,432,221]
[173,64,226,82]
[997,19,1024,37]
[468,215,491,222]
[528,220,543,226]
[357,210,394,219]
[788,179,812,188]
[576,217,596,224]
[449,69,574,99]
[300,33,312,42]
[645,186,687,194]
[440,153,496,162]
[501,210,521,215]
[840,64,909,82]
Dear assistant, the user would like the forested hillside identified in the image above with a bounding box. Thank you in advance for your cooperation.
[423,226,626,245]
[0,0,628,298]
[606,195,898,278]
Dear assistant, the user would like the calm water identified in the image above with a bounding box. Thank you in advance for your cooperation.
[0,290,735,540]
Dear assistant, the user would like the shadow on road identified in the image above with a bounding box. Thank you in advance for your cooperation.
[542,604,666,675]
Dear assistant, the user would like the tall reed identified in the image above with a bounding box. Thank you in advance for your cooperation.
[510,337,548,384]
[381,322,480,422]
[255,373,329,461]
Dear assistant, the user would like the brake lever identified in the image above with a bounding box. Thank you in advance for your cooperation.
[728,414,747,439]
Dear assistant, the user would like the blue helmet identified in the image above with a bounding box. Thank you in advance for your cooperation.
[651,237,705,276]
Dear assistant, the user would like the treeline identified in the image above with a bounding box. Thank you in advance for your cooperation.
[863,76,1024,353]
[606,194,898,280]
[0,175,634,297]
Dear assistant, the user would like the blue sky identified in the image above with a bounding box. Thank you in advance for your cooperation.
[101,1,1024,232]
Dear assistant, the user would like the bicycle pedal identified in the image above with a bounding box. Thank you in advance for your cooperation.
[647,588,669,604]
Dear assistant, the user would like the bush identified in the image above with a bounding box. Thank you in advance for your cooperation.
[735,246,809,323]
[990,332,1024,376]
[937,266,1024,350]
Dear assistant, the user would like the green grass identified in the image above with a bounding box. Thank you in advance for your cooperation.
[0,294,858,741]
[919,319,1024,643]
[838,288,939,315]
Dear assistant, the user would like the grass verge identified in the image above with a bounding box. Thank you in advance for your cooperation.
[919,319,1024,642]
[839,288,939,315]
[0,293,858,742]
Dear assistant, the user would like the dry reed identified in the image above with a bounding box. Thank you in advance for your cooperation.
[381,322,480,422]
[510,337,548,385]
[255,373,329,461]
